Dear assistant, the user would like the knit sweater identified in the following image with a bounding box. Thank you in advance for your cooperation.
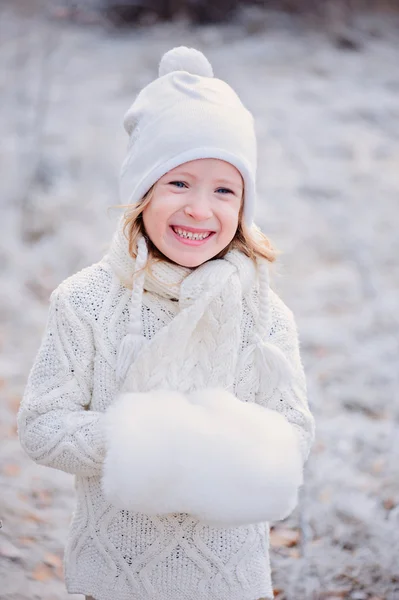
[17,221,315,600]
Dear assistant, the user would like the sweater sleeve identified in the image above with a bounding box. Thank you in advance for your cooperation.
[257,291,315,463]
[17,285,106,477]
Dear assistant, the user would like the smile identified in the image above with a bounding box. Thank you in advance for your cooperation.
[170,226,215,245]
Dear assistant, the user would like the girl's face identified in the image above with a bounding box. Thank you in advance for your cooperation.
[142,158,243,268]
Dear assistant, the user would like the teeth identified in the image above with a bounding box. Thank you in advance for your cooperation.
[174,227,211,241]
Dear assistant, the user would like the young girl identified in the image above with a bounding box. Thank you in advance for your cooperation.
[18,47,315,600]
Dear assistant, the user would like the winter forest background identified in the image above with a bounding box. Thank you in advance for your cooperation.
[1,1,398,599]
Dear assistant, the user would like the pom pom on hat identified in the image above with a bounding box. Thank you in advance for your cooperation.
[159,46,214,78]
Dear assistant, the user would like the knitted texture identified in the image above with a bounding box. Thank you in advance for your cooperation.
[17,221,315,600]
[115,236,149,384]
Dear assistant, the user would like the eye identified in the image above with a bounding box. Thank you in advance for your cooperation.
[169,181,187,189]
[216,187,234,195]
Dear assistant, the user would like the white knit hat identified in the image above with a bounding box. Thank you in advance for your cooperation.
[120,46,257,225]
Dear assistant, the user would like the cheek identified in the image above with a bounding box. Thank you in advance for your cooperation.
[143,195,181,243]
[218,203,240,234]
[143,207,160,243]
[143,201,167,232]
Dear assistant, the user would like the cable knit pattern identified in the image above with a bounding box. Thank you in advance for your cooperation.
[17,221,315,600]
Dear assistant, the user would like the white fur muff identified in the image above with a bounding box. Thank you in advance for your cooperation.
[101,388,303,527]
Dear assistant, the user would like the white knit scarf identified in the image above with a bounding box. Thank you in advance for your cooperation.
[103,218,293,398]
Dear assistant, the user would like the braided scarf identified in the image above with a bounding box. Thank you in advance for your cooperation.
[104,218,293,399]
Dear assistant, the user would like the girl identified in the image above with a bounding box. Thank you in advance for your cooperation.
[18,47,315,600]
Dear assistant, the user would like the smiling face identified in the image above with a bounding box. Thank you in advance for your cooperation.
[142,158,244,268]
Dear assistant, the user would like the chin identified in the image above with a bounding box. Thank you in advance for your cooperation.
[155,236,229,268]
[171,254,211,268]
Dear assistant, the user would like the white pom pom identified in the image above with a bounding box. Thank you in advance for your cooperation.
[159,46,214,78]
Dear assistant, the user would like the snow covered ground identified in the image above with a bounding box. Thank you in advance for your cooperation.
[0,3,398,599]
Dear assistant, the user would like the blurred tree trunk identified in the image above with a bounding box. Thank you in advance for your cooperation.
[104,0,239,23]
[187,0,239,23]
[54,0,399,26]
[104,0,171,24]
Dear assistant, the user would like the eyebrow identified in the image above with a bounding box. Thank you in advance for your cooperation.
[167,171,195,180]
[167,171,243,190]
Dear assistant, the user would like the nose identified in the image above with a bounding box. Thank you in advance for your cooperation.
[184,194,213,222]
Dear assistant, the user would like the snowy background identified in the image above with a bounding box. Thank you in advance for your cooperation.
[1,2,398,599]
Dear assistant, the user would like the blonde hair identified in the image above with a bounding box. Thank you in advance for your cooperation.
[120,185,280,268]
